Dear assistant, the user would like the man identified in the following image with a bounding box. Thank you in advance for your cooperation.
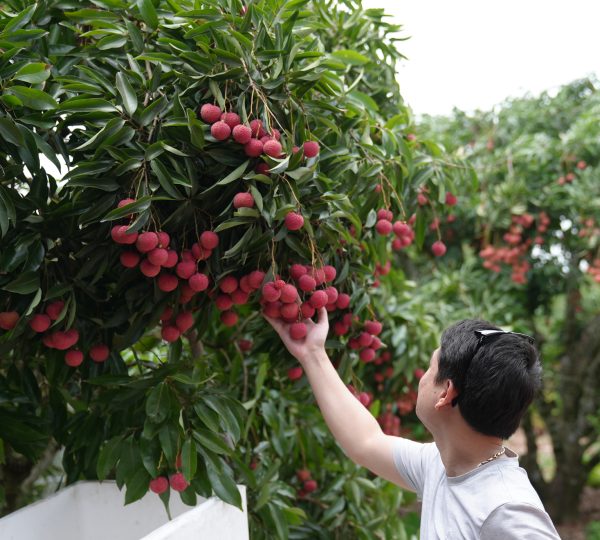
[265,309,560,539]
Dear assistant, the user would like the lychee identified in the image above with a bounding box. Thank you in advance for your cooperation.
[303,479,318,492]
[220,310,238,326]
[263,139,282,158]
[280,302,299,320]
[163,250,178,268]
[200,103,221,124]
[285,212,304,231]
[46,301,65,321]
[189,273,209,292]
[298,274,316,292]
[231,289,249,305]
[0,311,19,330]
[359,348,376,363]
[288,366,304,380]
[65,349,84,367]
[375,219,393,235]
[232,124,252,144]
[136,232,159,253]
[290,264,308,280]
[175,311,194,332]
[158,273,179,292]
[200,231,219,250]
[364,320,382,336]
[221,112,241,129]
[248,270,265,289]
[432,240,447,257]
[377,209,393,221]
[249,119,266,138]
[220,276,238,294]
[29,313,51,333]
[211,120,231,141]
[111,225,138,245]
[157,231,170,248]
[176,261,197,280]
[336,293,350,310]
[262,283,281,302]
[148,248,169,266]
[445,192,457,206]
[323,265,336,282]
[90,344,110,363]
[309,290,328,309]
[280,284,298,303]
[120,251,140,268]
[303,141,319,158]
[140,259,161,278]
[149,476,169,494]
[233,192,254,209]
[255,162,270,175]
[169,472,189,492]
[300,302,315,319]
[161,326,180,342]
[215,294,234,311]
[244,139,263,157]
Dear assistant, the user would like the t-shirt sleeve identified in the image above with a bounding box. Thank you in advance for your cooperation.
[390,438,435,498]
[480,502,561,539]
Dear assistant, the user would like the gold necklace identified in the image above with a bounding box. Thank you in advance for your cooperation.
[477,446,506,467]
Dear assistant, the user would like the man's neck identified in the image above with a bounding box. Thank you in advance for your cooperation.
[433,422,506,477]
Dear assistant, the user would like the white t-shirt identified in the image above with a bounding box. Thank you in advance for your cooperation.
[392,439,560,539]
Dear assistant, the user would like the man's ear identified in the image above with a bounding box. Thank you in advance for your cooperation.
[434,379,459,410]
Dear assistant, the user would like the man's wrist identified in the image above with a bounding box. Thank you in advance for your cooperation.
[299,346,329,365]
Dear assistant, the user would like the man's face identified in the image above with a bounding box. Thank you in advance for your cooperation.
[415,348,444,431]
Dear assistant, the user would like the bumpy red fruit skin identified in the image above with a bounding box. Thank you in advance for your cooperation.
[377,209,394,221]
[90,344,110,362]
[233,192,254,209]
[431,240,447,257]
[46,301,65,322]
[263,301,281,318]
[364,320,382,336]
[148,248,169,266]
[290,264,308,281]
[157,231,170,248]
[249,119,266,138]
[140,259,161,278]
[297,469,311,482]
[263,139,282,158]
[136,232,159,253]
[288,366,304,381]
[297,274,316,292]
[176,311,194,332]
[280,284,298,303]
[393,221,411,237]
[300,302,315,319]
[65,349,84,367]
[244,139,263,157]
[336,293,351,310]
[232,124,252,144]
[211,120,231,141]
[163,250,178,268]
[445,192,457,206]
[262,283,281,302]
[120,251,140,268]
[29,313,51,333]
[324,286,338,304]
[248,270,266,290]
[284,212,304,231]
[160,306,173,321]
[0,311,19,330]
[220,276,238,294]
[220,310,238,326]
[375,219,393,235]
[200,231,219,250]
[303,141,320,158]
[176,261,196,280]
[188,273,209,292]
[323,265,337,282]
[169,472,189,492]
[309,290,328,309]
[200,103,221,124]
[149,476,169,494]
[359,348,376,363]
[280,302,299,320]
[220,112,241,129]
[238,339,253,352]
[254,162,270,175]
[162,326,180,342]
[358,332,374,348]
[215,295,234,311]
[231,289,249,305]
[158,273,178,292]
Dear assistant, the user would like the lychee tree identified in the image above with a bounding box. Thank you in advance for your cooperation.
[418,77,600,524]
[0,0,467,536]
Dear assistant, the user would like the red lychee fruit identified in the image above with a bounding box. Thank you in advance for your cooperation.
[136,232,159,253]
[393,221,411,237]
[298,274,316,292]
[333,321,349,336]
[303,479,318,492]
[176,261,197,280]
[239,276,252,293]
[111,225,138,245]
[149,476,169,494]
[248,270,266,289]
[220,276,238,294]
[255,162,270,175]
[280,302,299,320]
[296,469,311,482]
[288,366,304,381]
[359,348,376,363]
[90,344,110,363]
[147,248,169,266]
[160,306,174,321]
[309,290,328,309]
[364,320,382,336]
[377,209,393,221]
[263,139,282,158]
[200,231,219,250]
[417,193,428,206]
[263,301,282,318]
[200,103,221,124]
[189,273,209,292]
[156,231,170,248]
[221,310,238,326]
[211,120,231,141]
[215,294,234,311]
[249,119,266,138]
[303,141,320,158]
[158,273,179,292]
[169,472,189,492]
[285,212,304,231]
[445,192,457,206]
[290,264,308,280]
[358,332,374,348]
[414,368,425,379]
[231,289,249,305]
[280,284,298,303]
[323,265,337,282]
[29,313,51,333]
[376,219,393,235]
[220,112,241,129]
[576,160,587,170]
[233,192,254,209]
[300,302,315,319]
[431,240,447,257]
[244,138,264,157]
[46,301,65,321]
[238,339,253,352]
[163,250,178,268]
[262,282,281,302]
[120,251,140,268]
[324,286,338,304]
[335,293,350,310]
[161,326,181,342]
[140,259,161,278]
[65,349,84,367]
[232,124,252,144]
[175,311,194,332]
[0,311,19,330]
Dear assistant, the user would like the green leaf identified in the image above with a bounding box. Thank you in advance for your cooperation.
[137,0,159,30]
[203,452,242,509]
[13,63,51,84]
[58,97,116,113]
[124,467,150,505]
[330,49,370,66]
[5,86,57,110]
[158,423,179,464]
[193,429,231,455]
[116,72,138,116]
[181,438,197,481]
[150,160,184,200]
[101,196,155,221]
[146,382,175,424]
[2,271,39,294]
[97,436,123,480]
[215,160,249,187]
[0,118,24,146]
[98,35,127,50]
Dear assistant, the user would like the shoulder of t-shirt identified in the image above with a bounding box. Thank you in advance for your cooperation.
[391,438,441,497]
[480,502,560,539]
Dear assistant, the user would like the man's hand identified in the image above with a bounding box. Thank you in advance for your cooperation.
[263,307,329,363]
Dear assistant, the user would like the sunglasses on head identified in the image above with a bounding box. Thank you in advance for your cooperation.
[474,329,535,348]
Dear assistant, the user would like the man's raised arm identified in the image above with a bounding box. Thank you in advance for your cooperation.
[264,307,417,492]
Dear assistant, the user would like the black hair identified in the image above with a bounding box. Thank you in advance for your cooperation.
[435,319,542,439]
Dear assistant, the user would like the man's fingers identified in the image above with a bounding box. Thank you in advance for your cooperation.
[316,307,329,325]
[263,313,284,334]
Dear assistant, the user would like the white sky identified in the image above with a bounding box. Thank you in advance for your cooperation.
[362,0,600,116]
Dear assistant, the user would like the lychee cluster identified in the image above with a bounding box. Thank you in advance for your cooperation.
[378,404,401,436]
[348,319,384,363]
[557,159,586,185]
[149,472,189,495]
[199,103,320,160]
[578,217,600,239]
[212,270,266,327]
[295,469,318,498]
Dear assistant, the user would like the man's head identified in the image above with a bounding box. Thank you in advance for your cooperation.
[416,319,542,439]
